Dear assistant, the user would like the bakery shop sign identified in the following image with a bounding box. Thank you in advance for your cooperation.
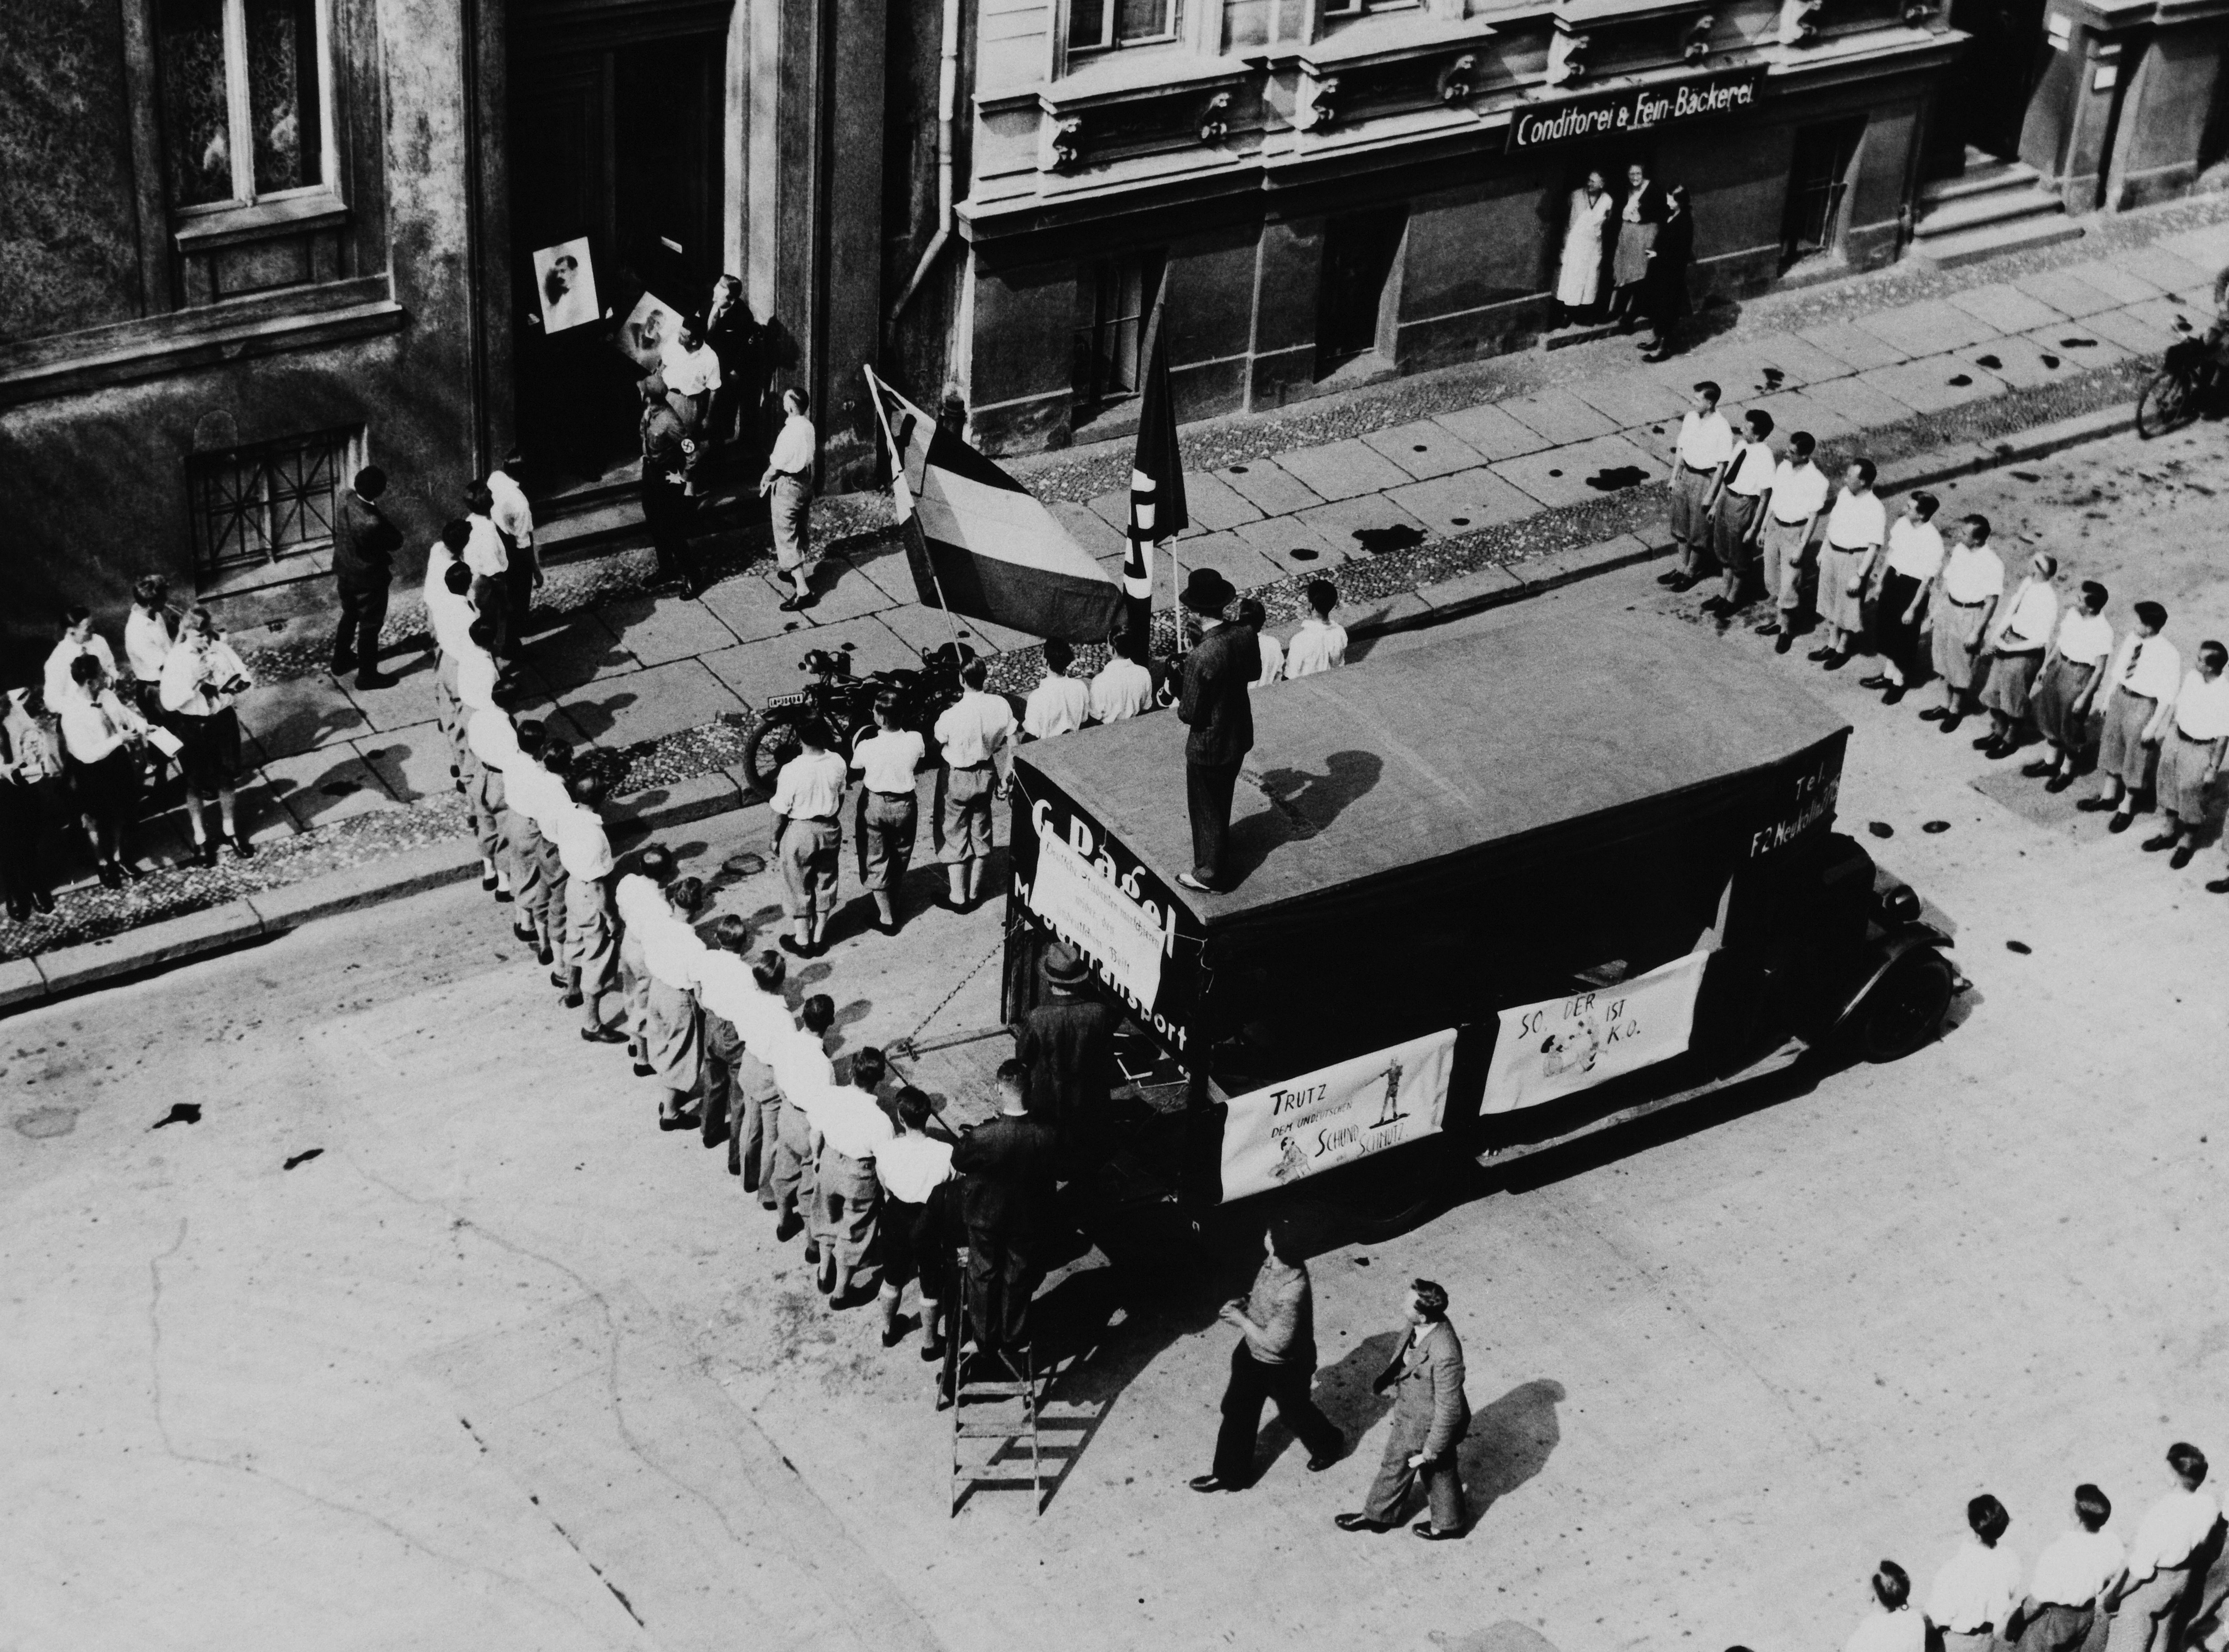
[1506,69,1764,152]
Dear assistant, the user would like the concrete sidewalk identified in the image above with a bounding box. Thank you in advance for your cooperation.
[3,212,2225,992]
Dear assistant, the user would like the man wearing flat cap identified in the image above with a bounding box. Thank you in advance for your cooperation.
[1018,942,1119,1173]
[639,373,701,595]
[1175,568,1260,893]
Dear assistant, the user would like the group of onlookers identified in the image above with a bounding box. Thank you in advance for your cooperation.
[1554,161,1700,361]
[1845,1444,2229,1652]
[1655,383,2226,886]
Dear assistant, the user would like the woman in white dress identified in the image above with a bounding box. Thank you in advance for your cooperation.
[1555,172,1614,323]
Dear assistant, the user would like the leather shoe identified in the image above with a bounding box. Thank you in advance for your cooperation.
[2044,773,2074,793]
[1881,686,1906,706]
[1306,1452,1341,1473]
[1820,652,1849,671]
[1188,1475,1229,1493]
[2142,833,2178,853]
[1175,871,1216,892]
[1939,715,1964,735]
[1807,647,1838,662]
[1412,1522,1463,1542]
[1754,620,1783,636]
[2108,812,2134,834]
[2076,796,2115,812]
[778,933,816,958]
[1665,573,1699,592]
[1918,706,1949,722]
[1656,571,1684,587]
[2021,760,2057,778]
[1334,1514,1393,1534]
[2170,845,2196,870]
[1972,733,1999,751]
[1774,632,1793,655]
[1858,674,1893,690]
[2206,876,2229,894]
[580,1026,626,1044]
[354,671,396,690]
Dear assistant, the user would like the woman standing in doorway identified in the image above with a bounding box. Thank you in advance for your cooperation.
[1607,161,1664,329]
[1554,171,1615,324]
[1640,184,1695,362]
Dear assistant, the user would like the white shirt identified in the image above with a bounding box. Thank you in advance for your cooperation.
[57,687,147,765]
[1023,673,1092,739]
[2052,609,2113,668]
[45,634,118,711]
[1883,517,1946,581]
[816,1086,896,1162]
[692,950,760,1027]
[2108,633,2181,701]
[639,911,707,990]
[1089,656,1156,721]
[660,339,723,399]
[934,689,1014,768]
[1940,544,2007,606]
[422,541,459,610]
[1766,460,1831,525]
[612,872,668,929]
[551,801,614,882]
[1825,488,1887,552]
[486,470,535,549]
[463,513,508,578]
[157,637,252,717]
[1927,1539,2023,1633]
[1249,630,1284,687]
[429,582,477,658]
[854,727,925,794]
[770,748,849,820]
[2170,671,2229,741]
[2030,1527,2125,1609]
[1284,617,1348,679]
[768,413,817,477]
[456,647,500,711]
[124,609,176,682]
[2124,1485,2221,1580]
[876,1131,955,1204]
[467,707,520,770]
[1675,409,1735,470]
[1723,439,1774,496]
[1845,1608,1927,1652]
[1991,578,2059,651]
[504,762,566,830]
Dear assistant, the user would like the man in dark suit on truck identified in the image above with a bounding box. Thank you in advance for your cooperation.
[1175,568,1260,894]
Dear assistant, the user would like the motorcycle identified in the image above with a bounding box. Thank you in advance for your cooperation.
[739,640,975,795]
[2136,329,2226,439]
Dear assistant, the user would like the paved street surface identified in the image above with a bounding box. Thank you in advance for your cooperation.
[4,421,2226,1652]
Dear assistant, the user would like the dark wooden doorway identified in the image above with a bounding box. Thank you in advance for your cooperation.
[1316,206,1407,378]
[508,3,728,495]
[1929,0,2052,172]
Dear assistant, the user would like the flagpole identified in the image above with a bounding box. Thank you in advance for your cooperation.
[863,364,965,658]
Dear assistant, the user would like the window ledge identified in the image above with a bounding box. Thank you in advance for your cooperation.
[980,47,1251,114]
[198,548,334,601]
[173,191,349,252]
[0,277,402,409]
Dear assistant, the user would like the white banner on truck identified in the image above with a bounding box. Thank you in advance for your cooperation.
[1025,820,1165,1009]
[1220,1028,1459,1203]
[1481,950,1709,1114]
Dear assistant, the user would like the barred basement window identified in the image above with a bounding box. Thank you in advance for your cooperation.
[188,428,357,578]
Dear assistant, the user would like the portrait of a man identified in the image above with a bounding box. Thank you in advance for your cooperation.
[531,237,600,334]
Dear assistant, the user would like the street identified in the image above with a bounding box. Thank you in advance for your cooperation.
[4,419,2226,1652]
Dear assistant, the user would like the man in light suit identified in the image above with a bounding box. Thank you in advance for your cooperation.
[1337,1278,1471,1540]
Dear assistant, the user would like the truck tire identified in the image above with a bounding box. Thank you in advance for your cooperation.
[740,714,802,798]
[1850,948,1954,1063]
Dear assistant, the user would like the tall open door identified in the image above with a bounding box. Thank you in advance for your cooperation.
[508,2,729,498]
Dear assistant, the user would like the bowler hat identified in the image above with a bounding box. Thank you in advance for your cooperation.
[1179,568,1236,617]
[1042,943,1090,987]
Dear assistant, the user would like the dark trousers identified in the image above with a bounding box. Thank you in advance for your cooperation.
[1872,570,1927,683]
[0,777,58,904]
[642,475,698,589]
[332,584,389,676]
[1211,1342,1343,1486]
[1186,757,1242,885]
[503,561,536,655]
[965,1232,1039,1352]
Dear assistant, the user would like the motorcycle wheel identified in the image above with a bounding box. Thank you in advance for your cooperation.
[741,714,803,797]
[2136,368,2197,439]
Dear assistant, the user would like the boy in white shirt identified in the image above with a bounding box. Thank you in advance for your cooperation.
[850,692,925,934]
[1660,381,1733,593]
[1285,580,1348,678]
[1089,628,1157,721]
[1022,639,1092,740]
[1752,432,1830,651]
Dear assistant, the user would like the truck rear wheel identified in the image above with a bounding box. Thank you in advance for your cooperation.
[1851,949,1954,1063]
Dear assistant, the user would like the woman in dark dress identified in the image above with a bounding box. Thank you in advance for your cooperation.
[1640,184,1695,362]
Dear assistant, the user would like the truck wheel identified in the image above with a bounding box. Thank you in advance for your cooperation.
[741,715,801,797]
[1851,949,1954,1063]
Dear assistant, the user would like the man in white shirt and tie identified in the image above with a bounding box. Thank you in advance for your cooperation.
[770,717,851,957]
[761,387,818,611]
[462,481,512,658]
[850,691,925,934]
[1659,381,1733,593]
[1284,580,1348,679]
[660,315,723,434]
[1860,492,1945,705]
[2025,581,2113,791]
[931,659,1015,912]
[2012,1485,2125,1652]
[1022,639,1092,740]
[2140,639,2227,869]
[1752,431,1830,652]
[2103,1443,2219,1652]
[1977,551,2061,760]
[1704,408,1775,617]
[2080,601,2179,833]
[1089,628,1157,722]
[1928,1494,2023,1652]
[1922,515,2006,736]
[1810,458,1886,671]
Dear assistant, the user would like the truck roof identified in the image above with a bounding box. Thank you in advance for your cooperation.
[1014,611,1851,928]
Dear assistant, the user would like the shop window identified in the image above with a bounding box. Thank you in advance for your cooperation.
[1316,206,1407,377]
[1068,0,1183,53]
[1072,250,1165,417]
[157,0,332,214]
[1782,118,1864,269]
[188,428,357,580]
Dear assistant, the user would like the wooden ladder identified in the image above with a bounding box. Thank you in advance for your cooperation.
[943,1253,1043,1517]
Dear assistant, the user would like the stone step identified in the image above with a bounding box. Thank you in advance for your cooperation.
[1913,183,2069,238]
[1918,159,2043,205]
[1908,213,2088,268]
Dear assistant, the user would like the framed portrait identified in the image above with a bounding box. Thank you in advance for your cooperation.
[617,290,687,373]
[530,237,601,335]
